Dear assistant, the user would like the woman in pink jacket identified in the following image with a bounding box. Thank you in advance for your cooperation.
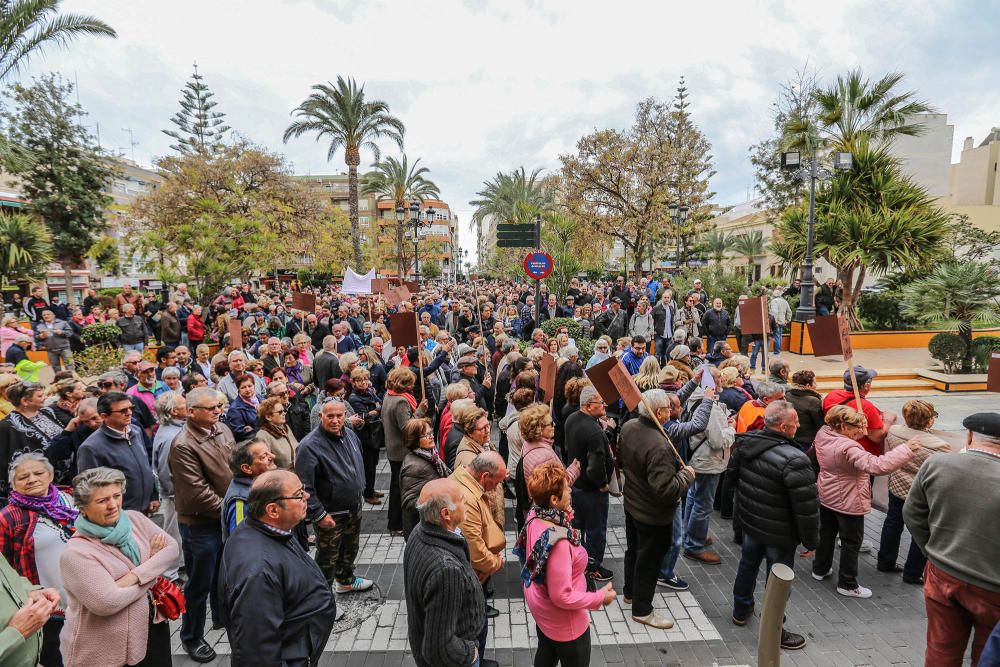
[811,406,918,599]
[59,467,179,667]
[516,462,615,667]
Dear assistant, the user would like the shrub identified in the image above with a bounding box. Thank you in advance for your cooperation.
[972,336,1000,372]
[857,290,920,331]
[81,322,122,346]
[671,266,749,314]
[97,287,122,298]
[539,317,595,363]
[928,332,966,374]
[73,345,123,379]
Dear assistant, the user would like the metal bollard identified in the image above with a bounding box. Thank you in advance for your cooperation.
[757,563,795,667]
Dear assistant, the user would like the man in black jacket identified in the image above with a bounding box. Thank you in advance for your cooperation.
[312,335,343,389]
[652,290,676,364]
[219,470,336,666]
[566,386,615,583]
[725,400,818,650]
[404,478,489,667]
[701,298,731,354]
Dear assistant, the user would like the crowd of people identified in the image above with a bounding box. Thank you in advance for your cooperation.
[0,273,997,667]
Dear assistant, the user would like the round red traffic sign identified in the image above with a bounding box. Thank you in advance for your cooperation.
[523,251,553,280]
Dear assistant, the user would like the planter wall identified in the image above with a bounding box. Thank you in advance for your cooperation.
[788,321,1000,355]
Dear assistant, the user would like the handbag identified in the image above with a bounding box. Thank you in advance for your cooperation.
[149,575,186,620]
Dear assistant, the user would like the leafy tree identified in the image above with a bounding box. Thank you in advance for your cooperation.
[163,63,230,155]
[540,211,607,300]
[362,154,440,277]
[283,76,405,269]
[945,214,1000,264]
[131,141,324,304]
[0,212,51,287]
[471,166,550,268]
[902,261,1000,372]
[2,74,117,306]
[420,259,442,280]
[730,230,768,285]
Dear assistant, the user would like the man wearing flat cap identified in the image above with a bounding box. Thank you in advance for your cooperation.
[822,364,897,456]
[903,412,1000,666]
[454,355,492,412]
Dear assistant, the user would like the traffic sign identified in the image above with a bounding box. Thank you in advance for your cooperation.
[523,251,553,280]
[496,223,535,248]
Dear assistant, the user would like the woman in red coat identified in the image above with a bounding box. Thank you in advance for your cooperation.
[186,304,206,347]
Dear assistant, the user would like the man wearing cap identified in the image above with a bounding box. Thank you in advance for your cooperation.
[904,413,1000,666]
[126,360,170,416]
[3,335,44,382]
[822,366,896,456]
[597,298,627,341]
[690,279,708,306]
[455,355,492,412]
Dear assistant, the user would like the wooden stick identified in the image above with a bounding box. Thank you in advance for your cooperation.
[639,395,685,466]
[470,279,491,384]
[759,295,769,376]
[415,311,426,401]
[846,354,862,406]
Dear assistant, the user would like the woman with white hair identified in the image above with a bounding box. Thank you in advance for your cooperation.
[586,337,612,369]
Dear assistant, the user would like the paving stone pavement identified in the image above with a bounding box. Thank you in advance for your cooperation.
[171,423,946,666]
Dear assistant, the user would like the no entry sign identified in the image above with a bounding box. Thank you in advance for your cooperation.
[523,251,553,280]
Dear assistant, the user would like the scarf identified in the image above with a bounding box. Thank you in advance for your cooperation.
[261,419,289,440]
[285,363,304,385]
[514,505,581,587]
[413,447,451,479]
[74,511,141,565]
[388,389,417,412]
[9,485,78,525]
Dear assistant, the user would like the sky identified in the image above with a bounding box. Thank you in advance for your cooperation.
[17,0,1000,264]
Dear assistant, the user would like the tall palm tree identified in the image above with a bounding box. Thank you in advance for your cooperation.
[362,154,440,278]
[701,228,733,265]
[283,76,405,268]
[730,230,767,285]
[469,167,548,265]
[0,212,52,287]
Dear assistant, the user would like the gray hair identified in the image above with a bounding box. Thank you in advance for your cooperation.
[416,490,457,526]
[501,338,519,354]
[637,388,670,419]
[756,381,786,400]
[154,390,185,425]
[185,386,219,410]
[77,397,98,416]
[227,350,247,362]
[99,370,128,387]
[579,385,600,406]
[469,451,503,477]
[72,467,126,507]
[559,346,579,360]
[230,438,269,477]
[672,328,687,342]
[322,335,337,351]
[8,452,54,485]
[768,358,790,377]
[763,400,796,429]
[161,367,181,380]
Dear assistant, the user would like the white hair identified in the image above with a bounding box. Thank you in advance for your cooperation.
[637,388,670,419]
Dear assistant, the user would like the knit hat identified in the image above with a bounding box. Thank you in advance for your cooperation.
[669,345,691,360]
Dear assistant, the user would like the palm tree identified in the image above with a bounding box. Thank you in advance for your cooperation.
[730,230,767,285]
[283,76,405,268]
[901,261,1000,372]
[702,228,733,265]
[0,212,52,287]
[469,167,549,265]
[362,154,440,278]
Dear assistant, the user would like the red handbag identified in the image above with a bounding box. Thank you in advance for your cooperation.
[149,576,186,620]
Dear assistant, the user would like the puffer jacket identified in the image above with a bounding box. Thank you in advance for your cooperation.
[687,401,735,474]
[725,428,819,549]
[784,385,824,451]
[812,425,913,516]
[884,424,952,499]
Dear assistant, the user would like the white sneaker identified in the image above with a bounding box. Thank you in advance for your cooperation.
[812,568,833,581]
[837,585,873,599]
[859,539,874,554]
[336,576,374,594]
[632,612,674,629]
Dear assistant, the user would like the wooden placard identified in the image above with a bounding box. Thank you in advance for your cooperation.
[608,361,643,411]
[539,353,557,404]
[371,279,390,294]
[386,285,411,307]
[585,356,642,411]
[228,318,243,350]
[389,312,418,348]
[404,280,419,294]
[805,314,844,357]
[988,352,1000,393]
[737,297,769,335]
[291,291,316,312]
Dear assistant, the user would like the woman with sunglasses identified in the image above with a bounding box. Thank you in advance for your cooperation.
[399,418,451,538]
[255,396,298,470]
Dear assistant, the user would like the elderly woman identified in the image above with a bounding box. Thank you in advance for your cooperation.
[382,367,428,534]
[255,396,298,470]
[161,367,182,394]
[399,418,451,538]
[718,366,753,413]
[876,399,952,585]
[1,314,33,356]
[282,351,313,396]
[517,404,582,530]
[811,406,918,599]
[59,467,179,667]
[292,333,314,365]
[225,374,258,443]
[0,383,67,504]
[586,337,612,370]
[358,345,387,397]
[517,462,614,667]
[347,367,382,505]
[0,452,76,667]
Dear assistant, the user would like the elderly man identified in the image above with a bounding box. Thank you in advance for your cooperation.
[652,289,676,365]
[769,289,792,354]
[706,340,734,367]
[404,478,488,667]
[260,337,285,375]
[126,360,169,418]
[219,470,336,666]
[222,438,277,540]
[768,357,791,385]
[152,390,187,581]
[701,298,731,354]
[333,322,358,354]
[295,399,373,593]
[822,365,896,456]
[737,380,786,433]
[35,309,73,371]
[3,334,43,382]
[217,351,267,403]
[618,389,695,629]
[169,387,236,663]
[312,334,342,389]
[725,400,816,650]
[160,301,182,348]
[904,413,1000,666]
[452,452,507,663]
[116,303,147,353]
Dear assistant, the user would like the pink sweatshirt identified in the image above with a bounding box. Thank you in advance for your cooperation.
[520,440,581,485]
[813,425,914,516]
[522,512,604,641]
[59,511,179,667]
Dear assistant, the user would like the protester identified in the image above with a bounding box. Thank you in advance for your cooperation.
[822,365,896,456]
[0,383,66,504]
[399,418,451,538]
[221,439,277,540]
[36,310,74,372]
[255,396,298,469]
[151,391,186,581]
[784,370,824,452]
[383,367,428,531]
[59,467,179,667]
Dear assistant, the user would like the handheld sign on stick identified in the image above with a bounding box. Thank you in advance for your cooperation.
[539,353,557,404]
[806,314,861,405]
[738,296,770,374]
[228,318,243,351]
[291,291,316,313]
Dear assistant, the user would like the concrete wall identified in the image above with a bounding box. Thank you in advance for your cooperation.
[890,114,954,197]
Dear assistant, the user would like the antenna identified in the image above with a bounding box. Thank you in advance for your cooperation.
[121,127,139,163]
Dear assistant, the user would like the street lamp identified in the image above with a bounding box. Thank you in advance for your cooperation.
[409,201,434,280]
[782,150,853,320]
[668,203,689,272]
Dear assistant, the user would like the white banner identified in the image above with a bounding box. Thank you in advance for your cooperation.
[342,267,376,294]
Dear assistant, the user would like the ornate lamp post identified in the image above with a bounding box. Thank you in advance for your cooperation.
[668,203,690,272]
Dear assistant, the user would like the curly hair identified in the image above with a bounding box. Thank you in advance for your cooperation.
[511,387,537,411]
[825,405,867,430]
[256,396,285,421]
[564,377,591,407]
[519,403,553,442]
[386,367,416,392]
[527,461,568,508]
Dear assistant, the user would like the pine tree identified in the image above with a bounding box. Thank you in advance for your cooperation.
[163,63,230,155]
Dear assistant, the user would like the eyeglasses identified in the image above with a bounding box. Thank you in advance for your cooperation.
[273,491,307,502]
[273,408,287,415]
[473,423,491,432]
[107,406,133,414]
[98,382,114,388]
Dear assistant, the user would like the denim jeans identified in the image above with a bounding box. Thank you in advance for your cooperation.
[571,488,609,569]
[683,473,720,553]
[706,336,723,357]
[772,325,783,354]
[179,523,223,644]
[654,336,670,365]
[478,580,490,659]
[817,305,831,316]
[877,492,927,580]
[732,533,795,620]
[748,339,764,370]
[658,507,685,580]
[123,342,145,354]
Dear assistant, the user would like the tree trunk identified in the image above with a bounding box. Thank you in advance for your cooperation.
[960,320,974,373]
[838,266,865,331]
[62,261,77,307]
[346,150,363,269]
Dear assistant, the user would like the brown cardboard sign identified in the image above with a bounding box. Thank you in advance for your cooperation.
[988,352,1000,393]
[404,280,420,294]
[738,296,769,335]
[228,318,243,350]
[608,361,643,411]
[805,314,844,357]
[291,291,316,312]
[539,353,557,403]
[585,356,643,411]
[389,312,419,348]
[386,285,411,307]
[371,279,390,294]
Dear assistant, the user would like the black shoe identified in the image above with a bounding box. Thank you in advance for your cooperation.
[480,659,500,667]
[182,640,217,663]
[485,605,500,619]
[877,563,903,573]
[211,620,225,631]
[780,629,807,650]
[902,575,925,585]
[587,566,614,582]
[485,586,494,598]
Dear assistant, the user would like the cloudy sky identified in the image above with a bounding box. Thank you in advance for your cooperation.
[19,0,1000,262]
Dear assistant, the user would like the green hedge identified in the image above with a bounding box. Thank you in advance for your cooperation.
[81,322,122,346]
[857,290,920,331]
[973,336,1000,372]
[928,332,965,374]
[539,317,596,362]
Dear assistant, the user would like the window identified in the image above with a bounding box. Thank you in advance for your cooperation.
[359,200,370,211]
